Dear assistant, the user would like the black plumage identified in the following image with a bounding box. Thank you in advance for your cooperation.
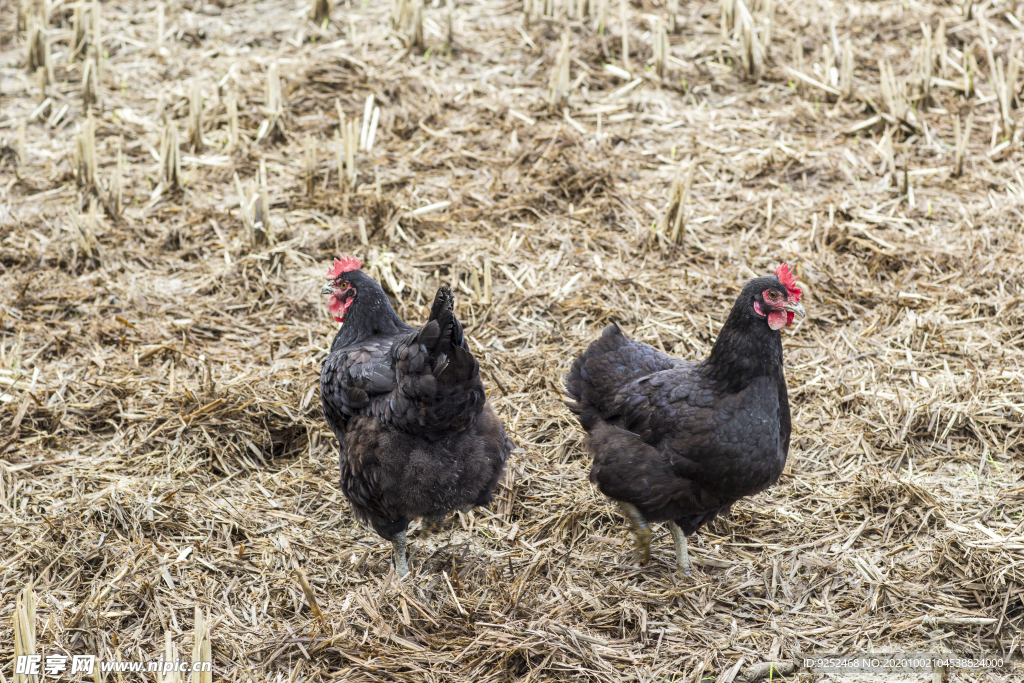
[566,266,804,572]
[320,260,513,577]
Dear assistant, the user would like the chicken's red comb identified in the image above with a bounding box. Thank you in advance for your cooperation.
[775,263,801,302]
[327,256,361,279]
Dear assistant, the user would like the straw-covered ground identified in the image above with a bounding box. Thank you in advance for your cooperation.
[1,0,1023,679]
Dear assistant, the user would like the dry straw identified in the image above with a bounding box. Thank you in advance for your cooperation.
[839,39,854,98]
[720,0,735,39]
[879,125,896,179]
[191,608,212,683]
[161,631,182,683]
[359,94,378,152]
[937,18,948,78]
[595,0,606,33]
[393,0,424,50]
[651,18,668,81]
[17,119,27,171]
[226,89,239,152]
[257,160,273,245]
[305,134,317,196]
[367,106,380,152]
[16,0,32,31]
[962,44,977,97]
[410,0,424,50]
[13,582,36,683]
[357,215,369,245]
[548,31,571,108]
[294,568,324,621]
[67,198,101,266]
[310,0,331,26]
[68,0,102,67]
[952,111,974,176]
[734,0,763,81]
[522,0,535,26]
[446,0,455,47]
[1007,44,1021,108]
[991,55,1014,139]
[878,57,909,123]
[761,0,774,55]
[91,0,101,70]
[619,0,629,72]
[189,80,204,152]
[257,61,285,143]
[156,1,165,51]
[666,0,679,34]
[245,158,272,247]
[81,50,101,108]
[336,100,359,191]
[392,0,408,31]
[917,22,933,105]
[160,122,182,189]
[72,113,97,190]
[721,0,764,81]
[791,38,804,92]
[103,139,124,219]
[26,16,54,88]
[69,0,91,62]
[665,162,695,246]
[3,0,1024,679]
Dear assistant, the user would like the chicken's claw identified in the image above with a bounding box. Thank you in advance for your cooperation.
[618,502,652,566]
[421,516,446,536]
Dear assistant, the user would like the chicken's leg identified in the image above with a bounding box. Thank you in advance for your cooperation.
[668,521,692,575]
[391,531,410,578]
[618,502,652,565]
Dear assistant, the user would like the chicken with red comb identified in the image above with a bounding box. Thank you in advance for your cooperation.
[566,264,805,573]
[319,256,514,578]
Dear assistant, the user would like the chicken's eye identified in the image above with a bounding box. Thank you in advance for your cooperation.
[767,290,781,301]
[340,282,350,290]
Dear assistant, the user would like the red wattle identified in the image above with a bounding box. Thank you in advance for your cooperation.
[767,311,788,330]
[329,295,347,322]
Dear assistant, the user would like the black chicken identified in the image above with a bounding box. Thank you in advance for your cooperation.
[566,264,804,573]
[319,256,513,577]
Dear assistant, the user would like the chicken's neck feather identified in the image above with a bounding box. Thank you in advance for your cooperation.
[703,297,785,392]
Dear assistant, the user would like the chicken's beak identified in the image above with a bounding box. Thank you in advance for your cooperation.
[784,301,806,318]
[321,284,334,296]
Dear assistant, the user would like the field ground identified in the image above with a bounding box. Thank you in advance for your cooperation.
[1,0,1023,680]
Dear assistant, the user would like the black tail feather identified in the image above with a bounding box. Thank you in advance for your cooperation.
[389,285,483,432]
[565,322,626,410]
[429,285,455,322]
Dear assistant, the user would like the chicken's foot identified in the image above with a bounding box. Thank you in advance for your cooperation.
[391,531,411,578]
[418,515,446,537]
[668,521,692,575]
[617,502,651,565]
